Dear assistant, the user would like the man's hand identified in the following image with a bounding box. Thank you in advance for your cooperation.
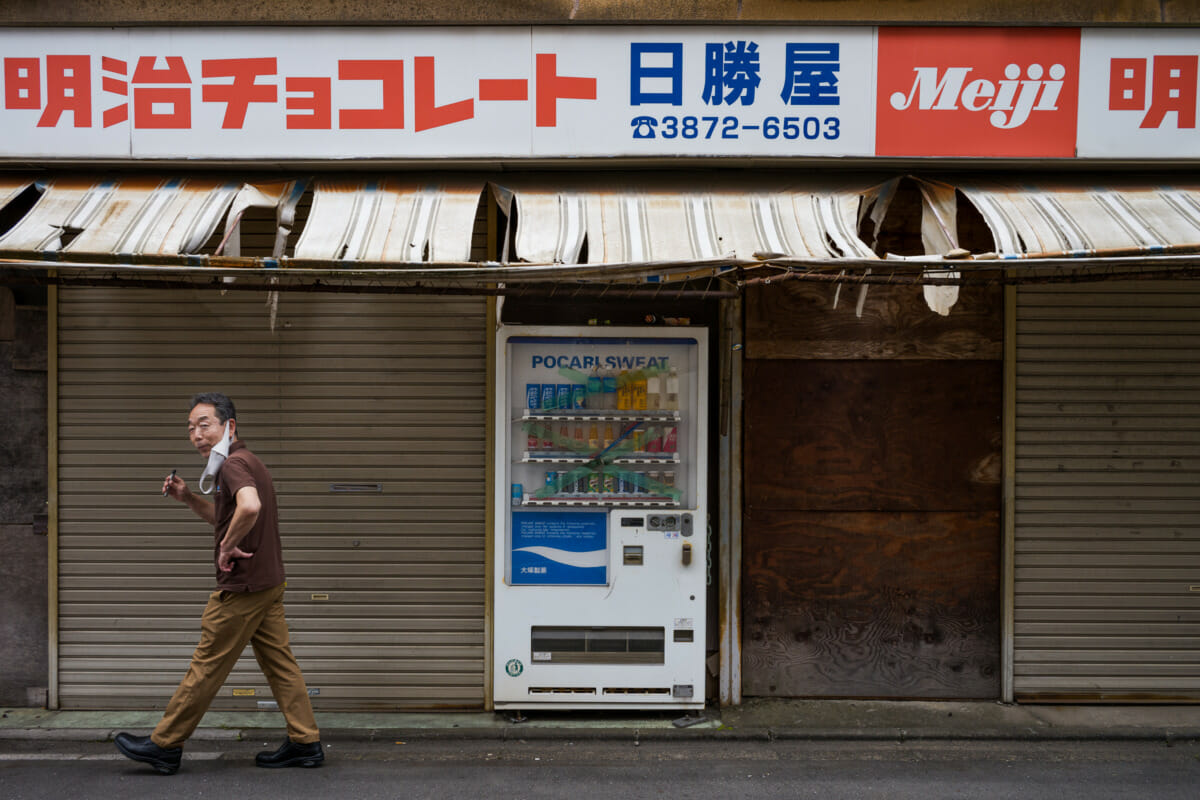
[163,472,189,501]
[218,544,254,573]
[217,486,262,572]
[163,472,215,525]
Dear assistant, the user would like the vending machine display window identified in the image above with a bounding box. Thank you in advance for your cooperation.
[506,335,699,513]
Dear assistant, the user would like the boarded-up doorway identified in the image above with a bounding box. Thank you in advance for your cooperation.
[741,281,1003,698]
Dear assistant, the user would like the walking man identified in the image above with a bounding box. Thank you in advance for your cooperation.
[115,392,324,774]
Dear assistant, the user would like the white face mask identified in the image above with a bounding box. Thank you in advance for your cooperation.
[198,421,234,495]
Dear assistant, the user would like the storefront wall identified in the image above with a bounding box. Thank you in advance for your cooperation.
[1,5,1198,709]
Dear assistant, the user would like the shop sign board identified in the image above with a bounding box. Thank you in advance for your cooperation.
[531,27,876,157]
[875,27,1081,158]
[0,26,1195,160]
[1077,29,1200,158]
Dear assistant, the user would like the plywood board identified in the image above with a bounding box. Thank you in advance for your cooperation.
[742,509,1000,698]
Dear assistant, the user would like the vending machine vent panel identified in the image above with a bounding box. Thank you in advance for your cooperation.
[531,626,665,665]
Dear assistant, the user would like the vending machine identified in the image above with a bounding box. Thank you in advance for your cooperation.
[493,325,708,710]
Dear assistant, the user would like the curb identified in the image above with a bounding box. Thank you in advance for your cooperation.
[4,725,1199,744]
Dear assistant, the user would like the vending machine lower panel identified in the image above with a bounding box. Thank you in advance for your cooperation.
[495,509,706,710]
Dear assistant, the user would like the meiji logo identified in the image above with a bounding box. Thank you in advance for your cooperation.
[889,63,1068,129]
[875,28,1080,157]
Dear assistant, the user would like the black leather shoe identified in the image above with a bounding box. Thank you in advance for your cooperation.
[255,739,324,768]
[114,732,182,775]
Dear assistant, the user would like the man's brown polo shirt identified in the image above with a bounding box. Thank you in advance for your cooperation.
[212,440,286,592]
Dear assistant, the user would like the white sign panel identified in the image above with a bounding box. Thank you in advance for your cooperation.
[530,27,876,157]
[0,29,133,158]
[1078,29,1200,158]
[0,28,532,159]
[0,26,874,159]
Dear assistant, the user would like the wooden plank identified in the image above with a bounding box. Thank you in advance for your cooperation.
[746,282,1003,360]
[745,359,1002,512]
[741,509,1000,698]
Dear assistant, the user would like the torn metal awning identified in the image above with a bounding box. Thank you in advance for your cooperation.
[956,180,1200,258]
[0,177,30,209]
[489,173,882,267]
[1,172,1200,298]
[0,176,302,257]
[911,177,1200,281]
[293,177,483,263]
[0,172,892,294]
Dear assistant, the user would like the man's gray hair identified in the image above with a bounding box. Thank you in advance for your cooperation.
[190,392,236,425]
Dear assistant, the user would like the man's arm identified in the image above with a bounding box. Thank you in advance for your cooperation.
[217,486,260,572]
[163,474,215,526]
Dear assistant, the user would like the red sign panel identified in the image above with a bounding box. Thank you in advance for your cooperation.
[876,27,1081,157]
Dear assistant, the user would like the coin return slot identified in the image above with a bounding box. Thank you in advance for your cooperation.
[623,546,644,565]
[673,629,694,643]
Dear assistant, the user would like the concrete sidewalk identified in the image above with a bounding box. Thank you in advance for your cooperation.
[3,699,1199,743]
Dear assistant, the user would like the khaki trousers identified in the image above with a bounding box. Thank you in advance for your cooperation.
[152,583,320,749]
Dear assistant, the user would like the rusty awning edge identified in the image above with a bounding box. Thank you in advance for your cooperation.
[0,261,742,298]
[5,251,1200,293]
[0,252,755,283]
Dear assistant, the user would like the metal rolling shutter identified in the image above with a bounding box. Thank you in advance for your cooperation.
[56,287,487,709]
[1014,281,1200,701]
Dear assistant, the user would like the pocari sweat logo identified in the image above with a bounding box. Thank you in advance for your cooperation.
[531,353,670,371]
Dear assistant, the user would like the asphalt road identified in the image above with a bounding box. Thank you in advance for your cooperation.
[1,738,1197,799]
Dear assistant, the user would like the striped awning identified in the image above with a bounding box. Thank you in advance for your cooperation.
[0,172,891,293]
[917,177,1200,259]
[292,177,482,263]
[0,176,304,258]
[2,173,1200,296]
[490,174,882,266]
